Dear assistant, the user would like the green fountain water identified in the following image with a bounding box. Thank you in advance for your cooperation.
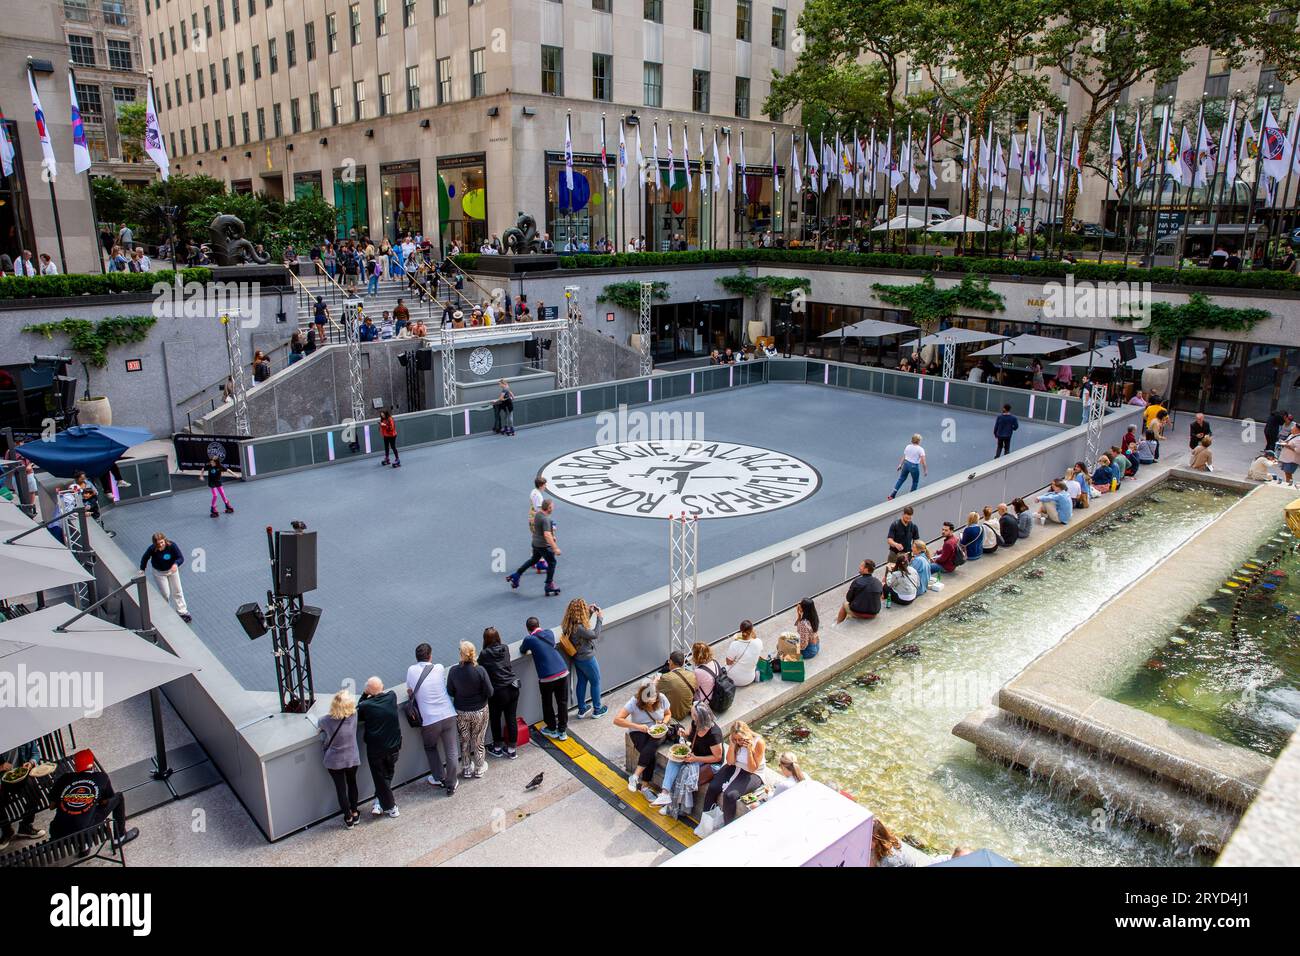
[757,480,1242,866]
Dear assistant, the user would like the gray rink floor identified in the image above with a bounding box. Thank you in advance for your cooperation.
[104,383,1058,693]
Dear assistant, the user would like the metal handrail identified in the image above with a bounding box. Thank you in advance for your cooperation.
[444,255,496,302]
[288,266,348,343]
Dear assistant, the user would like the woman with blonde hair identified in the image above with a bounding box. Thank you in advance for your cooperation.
[691,642,720,703]
[446,641,495,779]
[561,597,607,718]
[698,720,767,832]
[318,689,361,827]
[774,751,810,795]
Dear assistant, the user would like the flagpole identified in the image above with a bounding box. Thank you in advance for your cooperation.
[1122,106,1143,267]
[1011,125,1027,261]
[26,59,67,274]
[1205,99,1240,263]
[1027,118,1041,260]
[958,118,970,256]
[1045,116,1064,261]
[997,124,1013,259]
[67,62,105,274]
[867,125,878,253]
[983,120,998,257]
[1267,105,1297,265]
[1176,105,1207,271]
[1202,103,1233,267]
[922,122,934,258]
[1098,112,1115,265]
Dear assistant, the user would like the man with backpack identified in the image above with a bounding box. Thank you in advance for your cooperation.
[932,522,964,574]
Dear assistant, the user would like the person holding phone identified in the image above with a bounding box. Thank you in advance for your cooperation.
[562,598,607,718]
[699,721,767,830]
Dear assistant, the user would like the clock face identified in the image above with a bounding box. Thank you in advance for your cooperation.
[468,347,494,376]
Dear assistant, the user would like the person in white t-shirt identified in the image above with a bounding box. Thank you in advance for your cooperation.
[724,620,764,687]
[888,434,928,500]
[405,644,460,794]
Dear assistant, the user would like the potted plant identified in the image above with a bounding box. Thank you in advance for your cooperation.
[22,315,157,425]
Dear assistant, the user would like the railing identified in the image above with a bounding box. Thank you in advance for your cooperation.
[288,266,349,345]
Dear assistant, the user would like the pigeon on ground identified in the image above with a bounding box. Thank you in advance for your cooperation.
[525,772,544,791]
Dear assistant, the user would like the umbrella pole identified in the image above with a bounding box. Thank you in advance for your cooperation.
[134,575,172,781]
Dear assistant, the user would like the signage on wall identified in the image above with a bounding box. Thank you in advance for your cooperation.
[124,358,143,372]
[539,306,560,321]
[172,434,244,474]
[606,312,615,323]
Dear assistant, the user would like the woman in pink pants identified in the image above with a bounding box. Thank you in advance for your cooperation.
[204,456,236,517]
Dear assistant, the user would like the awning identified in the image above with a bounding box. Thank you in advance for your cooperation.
[10,424,152,480]
[0,542,94,601]
[1050,346,1172,370]
[928,215,993,233]
[906,328,1007,349]
[819,318,917,339]
[970,333,1083,357]
[871,215,927,232]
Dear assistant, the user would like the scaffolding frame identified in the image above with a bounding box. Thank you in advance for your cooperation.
[941,333,957,380]
[667,514,699,656]
[342,298,367,426]
[1084,383,1109,471]
[638,280,653,377]
[222,314,251,437]
[557,290,582,390]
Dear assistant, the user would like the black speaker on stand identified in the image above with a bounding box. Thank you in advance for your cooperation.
[237,524,321,713]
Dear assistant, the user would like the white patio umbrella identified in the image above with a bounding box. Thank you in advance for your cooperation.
[0,604,200,753]
[970,333,1083,357]
[928,215,993,233]
[1050,346,1172,370]
[819,318,917,339]
[906,327,1006,349]
[0,498,40,534]
[872,215,927,232]
[0,542,94,601]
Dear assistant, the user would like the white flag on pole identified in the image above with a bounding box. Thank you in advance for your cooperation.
[1260,103,1290,183]
[652,122,661,191]
[635,124,645,185]
[738,129,747,194]
[960,116,970,190]
[599,117,609,188]
[771,129,780,193]
[617,121,628,189]
[725,130,734,194]
[712,129,722,192]
[68,74,92,174]
[27,70,58,178]
[1108,112,1123,192]
[682,122,692,193]
[904,125,920,192]
[791,131,803,194]
[564,113,575,190]
[1132,111,1147,192]
[1220,103,1237,185]
[0,111,14,178]
[924,123,937,190]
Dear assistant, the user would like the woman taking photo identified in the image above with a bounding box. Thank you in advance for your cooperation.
[446,641,495,779]
[613,678,672,795]
[318,689,361,828]
[794,597,820,659]
[699,721,767,831]
[562,598,607,718]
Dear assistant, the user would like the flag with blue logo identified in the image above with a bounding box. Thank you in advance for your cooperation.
[69,73,92,174]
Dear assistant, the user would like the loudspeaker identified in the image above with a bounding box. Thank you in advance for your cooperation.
[276,531,318,596]
[416,349,434,371]
[293,605,323,645]
[236,602,268,640]
[1117,336,1137,362]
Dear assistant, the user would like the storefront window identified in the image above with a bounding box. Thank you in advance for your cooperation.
[332,164,369,239]
[380,160,422,243]
[731,168,781,247]
[293,171,323,200]
[650,299,743,361]
[643,159,716,250]
[438,153,486,250]
[546,151,617,251]
[0,120,34,261]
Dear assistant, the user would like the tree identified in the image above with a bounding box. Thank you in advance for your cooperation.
[115,102,147,163]
[1040,0,1300,232]
[90,176,130,226]
[124,174,227,248]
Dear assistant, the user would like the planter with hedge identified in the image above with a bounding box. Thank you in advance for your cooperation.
[0,268,213,301]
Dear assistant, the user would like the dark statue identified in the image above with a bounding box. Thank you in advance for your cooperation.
[209,214,271,266]
[502,212,542,254]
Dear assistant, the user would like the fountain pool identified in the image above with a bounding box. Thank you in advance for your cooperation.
[755,479,1242,866]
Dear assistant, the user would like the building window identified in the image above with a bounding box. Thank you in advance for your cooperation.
[222,57,231,89]
[353,80,365,120]
[592,52,612,101]
[404,0,416,27]
[331,86,342,124]
[471,48,486,97]
[437,57,451,104]
[75,83,103,120]
[693,70,710,113]
[69,35,96,67]
[210,63,218,92]
[350,4,362,45]
[112,86,136,108]
[186,75,193,103]
[310,91,321,129]
[218,0,226,30]
[771,7,785,48]
[232,0,239,22]
[215,122,223,149]
[164,85,171,109]
[375,0,387,36]
[643,61,662,107]
[228,115,236,146]
[286,31,296,68]
[327,13,339,53]
[272,105,282,139]
[149,36,156,66]
[203,124,210,151]
[169,25,176,54]
[237,51,246,84]
[541,45,564,96]
[256,107,266,140]
[693,0,710,32]
[290,98,301,133]
[734,75,749,117]
[204,6,213,36]
[268,38,278,74]
[406,65,420,109]
[436,0,448,14]
[102,1,128,27]
[379,73,392,115]
[197,70,205,98]
[593,0,611,10]
[736,0,751,41]
[65,1,90,22]
[252,46,262,80]
[644,0,662,23]
[241,111,250,143]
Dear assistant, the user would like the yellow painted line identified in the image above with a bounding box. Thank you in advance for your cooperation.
[533,723,701,848]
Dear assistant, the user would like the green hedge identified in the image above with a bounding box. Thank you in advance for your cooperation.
[448,249,1300,293]
[0,268,214,301]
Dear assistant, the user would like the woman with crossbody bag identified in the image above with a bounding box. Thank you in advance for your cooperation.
[979,506,1002,556]
[318,689,361,828]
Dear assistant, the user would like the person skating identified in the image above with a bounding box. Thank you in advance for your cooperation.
[378,409,400,467]
[508,499,561,596]
[140,532,192,623]
[204,456,236,517]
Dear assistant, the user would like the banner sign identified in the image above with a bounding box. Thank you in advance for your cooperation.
[173,434,244,474]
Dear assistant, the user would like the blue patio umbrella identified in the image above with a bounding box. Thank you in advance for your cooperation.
[13,425,152,479]
[930,848,1018,867]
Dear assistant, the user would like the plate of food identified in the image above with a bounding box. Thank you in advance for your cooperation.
[668,743,691,762]
[647,724,669,739]
[740,789,766,806]
[28,761,58,779]
[2,766,29,785]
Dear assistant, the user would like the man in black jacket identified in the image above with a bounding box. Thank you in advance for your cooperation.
[836,559,883,623]
[357,677,403,818]
[996,503,1019,548]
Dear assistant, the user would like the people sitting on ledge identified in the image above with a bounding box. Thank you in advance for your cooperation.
[932,522,962,574]
[723,620,764,687]
[836,559,883,622]
[1037,479,1074,525]
[1090,454,1116,493]
[960,512,985,561]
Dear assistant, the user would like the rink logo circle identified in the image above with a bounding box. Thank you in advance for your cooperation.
[539,440,821,519]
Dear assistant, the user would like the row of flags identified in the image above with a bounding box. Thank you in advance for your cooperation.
[0,70,168,181]
[560,107,1300,209]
